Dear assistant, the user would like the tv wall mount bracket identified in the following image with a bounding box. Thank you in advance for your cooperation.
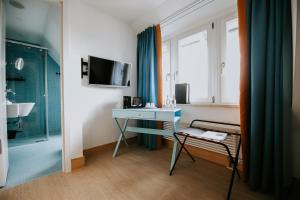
[81,58,88,78]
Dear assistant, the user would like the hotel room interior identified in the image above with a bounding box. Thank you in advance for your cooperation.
[0,0,299,199]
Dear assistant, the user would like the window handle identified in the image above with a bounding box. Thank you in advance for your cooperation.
[166,73,171,81]
[174,71,179,81]
[221,62,225,74]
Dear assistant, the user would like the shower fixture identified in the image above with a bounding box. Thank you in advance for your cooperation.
[15,58,24,70]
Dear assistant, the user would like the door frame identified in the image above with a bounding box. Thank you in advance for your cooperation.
[60,0,71,173]
[1,0,72,177]
[0,0,8,187]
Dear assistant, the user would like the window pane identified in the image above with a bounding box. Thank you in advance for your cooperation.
[221,18,240,104]
[178,30,209,102]
[162,42,171,103]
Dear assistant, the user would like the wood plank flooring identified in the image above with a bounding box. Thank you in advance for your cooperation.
[0,145,274,200]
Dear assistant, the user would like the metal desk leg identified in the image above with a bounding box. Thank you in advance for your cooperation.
[170,120,179,170]
[113,118,129,158]
[170,139,178,170]
[114,118,129,147]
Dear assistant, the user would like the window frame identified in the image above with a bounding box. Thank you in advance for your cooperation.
[219,13,239,104]
[175,23,213,103]
[162,12,240,106]
[162,40,172,103]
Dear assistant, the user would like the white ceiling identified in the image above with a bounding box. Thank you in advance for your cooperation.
[81,0,237,34]
[5,0,61,62]
[6,0,50,44]
[131,0,237,34]
[82,0,168,23]
[5,0,236,62]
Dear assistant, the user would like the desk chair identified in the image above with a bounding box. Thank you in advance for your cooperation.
[169,120,241,200]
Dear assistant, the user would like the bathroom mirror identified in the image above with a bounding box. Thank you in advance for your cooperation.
[15,58,24,70]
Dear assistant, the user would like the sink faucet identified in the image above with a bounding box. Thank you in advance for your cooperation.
[5,88,16,95]
[5,88,16,104]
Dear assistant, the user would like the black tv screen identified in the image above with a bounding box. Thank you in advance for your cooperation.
[88,56,131,87]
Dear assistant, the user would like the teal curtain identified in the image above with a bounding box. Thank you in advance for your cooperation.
[246,0,293,197]
[137,26,158,150]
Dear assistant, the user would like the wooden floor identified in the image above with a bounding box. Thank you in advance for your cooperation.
[0,145,274,200]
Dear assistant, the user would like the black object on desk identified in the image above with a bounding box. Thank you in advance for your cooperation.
[123,96,131,109]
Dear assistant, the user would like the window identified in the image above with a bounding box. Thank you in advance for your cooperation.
[162,41,171,103]
[162,14,240,105]
[178,30,210,102]
[220,18,240,104]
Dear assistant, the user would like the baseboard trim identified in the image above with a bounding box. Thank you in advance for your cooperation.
[71,137,137,170]
[71,156,85,170]
[80,137,242,172]
[83,136,138,156]
[163,138,243,172]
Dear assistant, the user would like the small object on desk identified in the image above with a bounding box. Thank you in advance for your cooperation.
[123,96,131,109]
[165,95,171,107]
[145,102,156,109]
[171,95,176,108]
[164,95,176,108]
[131,97,143,108]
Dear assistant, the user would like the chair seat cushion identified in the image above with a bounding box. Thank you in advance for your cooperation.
[179,128,227,142]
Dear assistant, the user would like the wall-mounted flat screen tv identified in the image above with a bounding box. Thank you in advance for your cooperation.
[88,56,131,87]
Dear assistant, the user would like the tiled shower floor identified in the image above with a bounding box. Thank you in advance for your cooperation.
[6,135,62,187]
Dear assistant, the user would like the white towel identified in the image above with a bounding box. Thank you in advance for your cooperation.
[200,131,227,141]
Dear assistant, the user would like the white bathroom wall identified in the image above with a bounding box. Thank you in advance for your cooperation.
[63,0,137,159]
[43,2,61,64]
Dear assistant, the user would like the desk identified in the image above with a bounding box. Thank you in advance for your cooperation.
[112,108,181,170]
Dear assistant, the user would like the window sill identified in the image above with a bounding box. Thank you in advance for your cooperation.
[176,103,239,108]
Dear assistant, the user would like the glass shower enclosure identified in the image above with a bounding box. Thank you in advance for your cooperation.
[6,40,49,147]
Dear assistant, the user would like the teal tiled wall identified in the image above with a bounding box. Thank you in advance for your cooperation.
[6,42,61,139]
[6,43,46,138]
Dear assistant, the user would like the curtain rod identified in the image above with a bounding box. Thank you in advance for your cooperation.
[5,39,48,51]
[160,0,215,28]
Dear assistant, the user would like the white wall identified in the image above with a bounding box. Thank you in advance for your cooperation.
[63,0,137,160]
[178,105,240,125]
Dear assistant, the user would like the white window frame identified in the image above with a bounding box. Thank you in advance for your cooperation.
[162,12,239,106]
[162,40,172,103]
[174,23,214,103]
[219,13,239,104]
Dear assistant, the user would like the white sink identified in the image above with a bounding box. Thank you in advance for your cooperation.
[6,103,35,118]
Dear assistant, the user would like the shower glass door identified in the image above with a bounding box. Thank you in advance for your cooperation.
[6,42,48,147]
